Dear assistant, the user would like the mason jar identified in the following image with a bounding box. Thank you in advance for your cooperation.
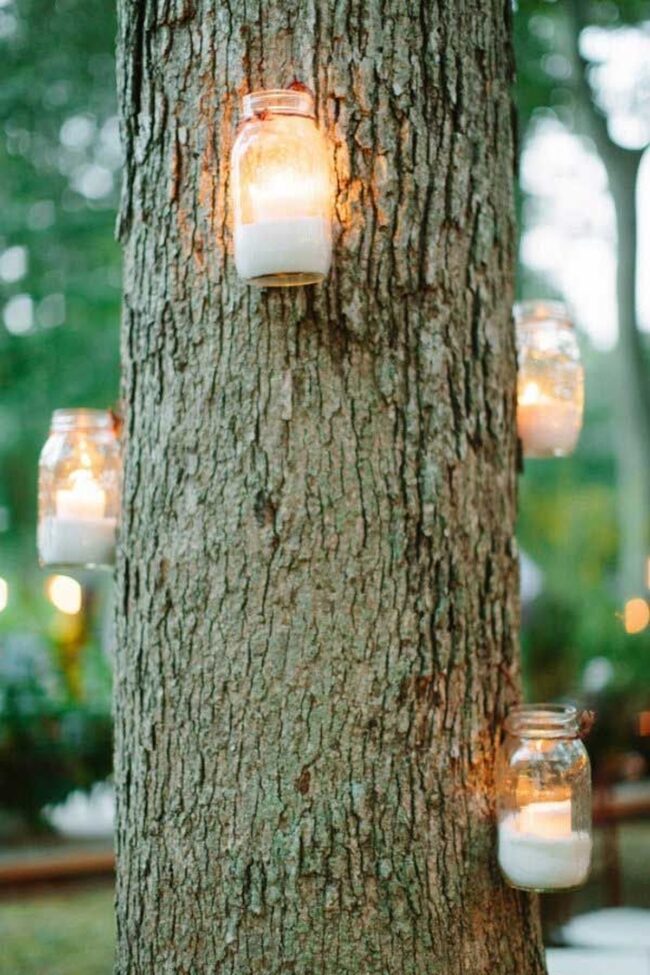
[496,704,592,892]
[231,87,332,287]
[38,409,121,569]
[515,301,584,458]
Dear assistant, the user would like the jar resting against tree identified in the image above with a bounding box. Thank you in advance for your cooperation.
[231,87,333,287]
[38,409,121,569]
[515,301,584,458]
[497,704,592,892]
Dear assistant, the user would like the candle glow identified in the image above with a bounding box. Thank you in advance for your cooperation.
[38,409,120,569]
[515,301,584,459]
[56,470,106,520]
[231,89,333,287]
[517,378,583,458]
[518,799,572,837]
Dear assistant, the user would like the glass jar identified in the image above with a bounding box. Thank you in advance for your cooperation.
[231,87,332,287]
[497,704,592,892]
[515,300,584,458]
[38,409,122,569]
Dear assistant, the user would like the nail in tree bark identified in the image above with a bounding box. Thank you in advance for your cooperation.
[115,1,547,972]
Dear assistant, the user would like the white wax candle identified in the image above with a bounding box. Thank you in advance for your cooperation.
[39,515,117,567]
[517,382,581,457]
[235,217,331,284]
[498,804,591,890]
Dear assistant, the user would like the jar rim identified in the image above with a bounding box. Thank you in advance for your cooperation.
[242,88,316,120]
[505,703,579,738]
[51,408,114,432]
[514,300,573,327]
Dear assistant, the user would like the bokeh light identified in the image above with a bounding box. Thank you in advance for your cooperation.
[623,597,650,635]
[46,574,82,615]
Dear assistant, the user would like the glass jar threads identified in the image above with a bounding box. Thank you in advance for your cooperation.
[497,704,592,892]
[38,409,121,569]
[515,301,584,458]
[231,87,333,287]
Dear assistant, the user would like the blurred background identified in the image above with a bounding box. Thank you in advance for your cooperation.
[0,0,648,972]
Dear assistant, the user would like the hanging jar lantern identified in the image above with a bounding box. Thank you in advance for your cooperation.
[231,86,333,287]
[515,301,584,458]
[496,704,592,892]
[38,409,122,569]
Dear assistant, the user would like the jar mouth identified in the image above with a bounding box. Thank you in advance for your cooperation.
[514,300,573,328]
[242,88,315,120]
[51,408,113,432]
[505,703,579,738]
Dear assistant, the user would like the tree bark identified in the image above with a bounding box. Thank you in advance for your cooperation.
[114,2,545,973]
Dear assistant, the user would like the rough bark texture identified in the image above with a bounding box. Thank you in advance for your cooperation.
[115,2,545,973]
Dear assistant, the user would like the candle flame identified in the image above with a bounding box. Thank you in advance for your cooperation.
[519,380,543,406]
[518,800,572,839]
[56,469,106,520]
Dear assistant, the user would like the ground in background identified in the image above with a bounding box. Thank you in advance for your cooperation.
[0,883,113,975]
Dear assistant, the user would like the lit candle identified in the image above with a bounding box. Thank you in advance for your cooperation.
[56,472,106,520]
[519,799,571,836]
[231,89,333,287]
[517,381,582,458]
[39,470,116,568]
[498,800,592,890]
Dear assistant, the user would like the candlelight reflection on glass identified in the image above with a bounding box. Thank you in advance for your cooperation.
[231,87,333,287]
[515,301,584,458]
[38,409,121,569]
[497,704,592,892]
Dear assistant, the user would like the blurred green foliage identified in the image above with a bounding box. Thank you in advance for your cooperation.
[0,0,121,575]
[515,0,650,131]
[0,692,112,827]
[0,1,119,823]
[0,591,112,825]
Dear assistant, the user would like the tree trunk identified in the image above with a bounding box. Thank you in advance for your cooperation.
[608,150,650,597]
[114,2,545,973]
